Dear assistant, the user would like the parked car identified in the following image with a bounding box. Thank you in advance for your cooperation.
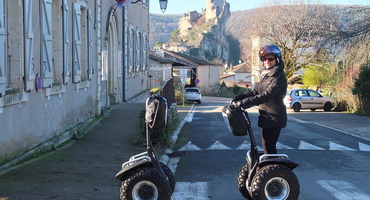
[185,87,202,104]
[284,89,334,112]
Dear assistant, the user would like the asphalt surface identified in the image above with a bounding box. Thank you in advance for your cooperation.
[0,96,368,200]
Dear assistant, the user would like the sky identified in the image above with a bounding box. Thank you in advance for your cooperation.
[150,0,369,14]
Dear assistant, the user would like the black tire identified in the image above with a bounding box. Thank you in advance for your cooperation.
[160,162,176,194]
[292,103,301,112]
[120,167,171,200]
[237,162,253,200]
[251,165,299,200]
[198,100,201,104]
[310,109,316,112]
[323,102,332,112]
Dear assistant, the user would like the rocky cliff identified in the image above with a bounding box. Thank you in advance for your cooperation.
[167,0,231,62]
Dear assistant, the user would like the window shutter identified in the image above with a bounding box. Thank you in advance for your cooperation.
[129,28,133,74]
[87,9,92,80]
[142,33,147,71]
[72,3,81,83]
[135,30,139,72]
[62,0,70,84]
[0,0,6,96]
[40,0,53,87]
[24,0,35,91]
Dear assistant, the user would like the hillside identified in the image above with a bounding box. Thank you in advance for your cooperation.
[149,10,250,48]
[149,14,181,48]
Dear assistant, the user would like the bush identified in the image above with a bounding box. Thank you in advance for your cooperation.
[352,61,370,115]
[135,108,179,147]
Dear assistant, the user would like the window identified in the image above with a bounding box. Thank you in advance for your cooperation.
[298,90,308,96]
[128,27,134,74]
[142,33,148,70]
[308,90,321,97]
[72,2,92,83]
[7,0,24,92]
[138,31,142,71]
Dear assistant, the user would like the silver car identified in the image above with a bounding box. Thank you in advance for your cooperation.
[185,87,201,104]
[284,89,334,112]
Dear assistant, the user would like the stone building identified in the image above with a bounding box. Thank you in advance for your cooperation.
[0,0,151,168]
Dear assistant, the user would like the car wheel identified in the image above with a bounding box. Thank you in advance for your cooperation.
[324,102,332,112]
[237,162,253,200]
[198,100,201,104]
[251,165,300,200]
[292,103,301,112]
[120,167,171,200]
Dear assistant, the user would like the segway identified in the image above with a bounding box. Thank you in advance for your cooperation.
[222,103,300,200]
[115,95,175,200]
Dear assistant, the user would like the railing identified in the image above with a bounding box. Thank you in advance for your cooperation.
[157,77,175,108]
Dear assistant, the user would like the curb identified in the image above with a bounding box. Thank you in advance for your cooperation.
[160,104,196,165]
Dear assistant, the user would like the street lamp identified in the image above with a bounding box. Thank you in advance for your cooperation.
[159,0,168,13]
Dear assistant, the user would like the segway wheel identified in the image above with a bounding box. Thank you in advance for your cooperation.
[237,162,253,200]
[120,167,171,200]
[160,162,176,194]
[251,164,299,200]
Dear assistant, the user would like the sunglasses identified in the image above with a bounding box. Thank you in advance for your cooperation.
[261,57,276,62]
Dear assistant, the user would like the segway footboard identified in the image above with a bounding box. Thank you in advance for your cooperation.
[259,154,299,170]
[115,152,152,181]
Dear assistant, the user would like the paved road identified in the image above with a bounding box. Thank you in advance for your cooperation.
[169,96,370,200]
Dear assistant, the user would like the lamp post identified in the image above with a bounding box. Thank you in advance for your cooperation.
[159,0,168,13]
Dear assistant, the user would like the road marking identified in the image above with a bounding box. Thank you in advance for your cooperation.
[329,141,356,151]
[288,117,310,123]
[289,116,370,142]
[359,142,370,151]
[178,141,201,151]
[207,140,231,150]
[167,157,180,174]
[172,182,210,200]
[177,140,369,152]
[184,105,196,122]
[236,140,250,150]
[317,180,370,200]
[276,142,294,149]
[298,141,325,150]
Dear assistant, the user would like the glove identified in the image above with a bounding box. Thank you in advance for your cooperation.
[232,93,245,101]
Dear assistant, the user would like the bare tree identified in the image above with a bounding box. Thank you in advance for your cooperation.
[241,0,338,78]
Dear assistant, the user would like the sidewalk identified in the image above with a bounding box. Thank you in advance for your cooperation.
[0,102,192,200]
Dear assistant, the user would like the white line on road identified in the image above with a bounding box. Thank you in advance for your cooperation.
[172,182,210,200]
[206,140,231,150]
[329,141,356,151]
[298,141,325,150]
[317,180,370,200]
[289,116,370,141]
[359,142,370,151]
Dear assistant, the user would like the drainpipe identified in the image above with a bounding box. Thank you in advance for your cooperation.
[122,6,127,102]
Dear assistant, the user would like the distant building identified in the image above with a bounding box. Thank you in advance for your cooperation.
[220,62,252,87]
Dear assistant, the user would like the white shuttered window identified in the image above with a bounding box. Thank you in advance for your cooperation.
[72,3,82,83]
[24,0,35,91]
[40,0,53,87]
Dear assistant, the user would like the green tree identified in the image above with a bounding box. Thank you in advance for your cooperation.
[302,64,333,89]
[169,30,181,43]
[352,61,370,115]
